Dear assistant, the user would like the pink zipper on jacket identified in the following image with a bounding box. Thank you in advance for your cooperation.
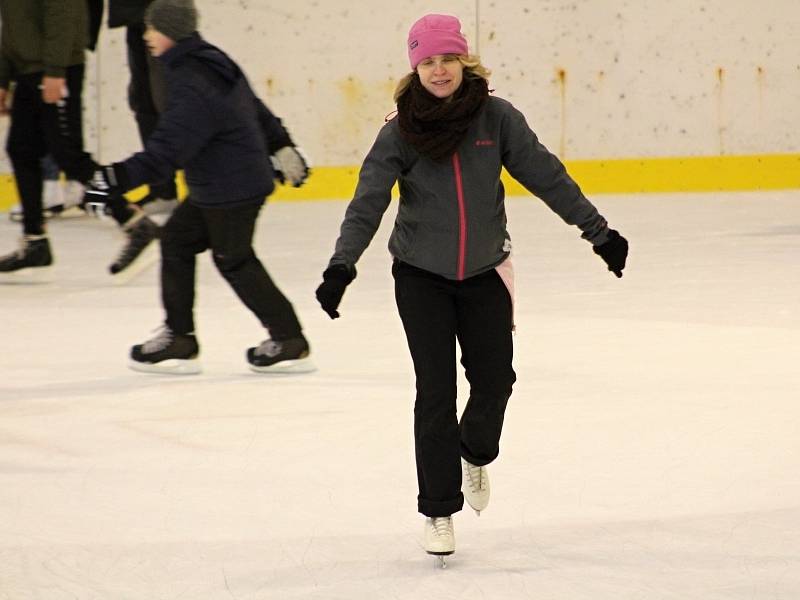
[452,152,467,280]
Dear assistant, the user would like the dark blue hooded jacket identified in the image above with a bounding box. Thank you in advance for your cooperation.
[120,34,289,207]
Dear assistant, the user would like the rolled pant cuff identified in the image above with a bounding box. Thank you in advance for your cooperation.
[418,492,464,518]
[460,446,498,468]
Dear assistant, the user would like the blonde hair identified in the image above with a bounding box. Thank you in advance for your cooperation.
[393,54,491,102]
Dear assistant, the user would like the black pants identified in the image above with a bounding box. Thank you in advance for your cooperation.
[6,66,132,234]
[393,260,516,517]
[161,200,303,340]
[126,23,176,200]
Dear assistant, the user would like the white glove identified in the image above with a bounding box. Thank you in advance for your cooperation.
[272,146,310,187]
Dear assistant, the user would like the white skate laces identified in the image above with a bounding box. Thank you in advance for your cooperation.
[462,459,490,515]
[141,326,175,353]
[424,516,455,564]
[254,339,282,357]
[431,516,452,538]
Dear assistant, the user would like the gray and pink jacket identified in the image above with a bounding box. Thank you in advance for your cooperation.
[328,95,610,281]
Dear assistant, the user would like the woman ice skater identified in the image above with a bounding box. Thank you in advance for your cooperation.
[315,13,629,564]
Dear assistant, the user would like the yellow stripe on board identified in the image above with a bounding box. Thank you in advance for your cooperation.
[1,154,799,210]
[554,154,800,195]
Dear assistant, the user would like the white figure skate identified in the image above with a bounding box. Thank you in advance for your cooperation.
[462,459,490,515]
[424,516,454,568]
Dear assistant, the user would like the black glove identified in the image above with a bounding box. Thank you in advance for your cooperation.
[271,146,310,187]
[593,229,629,278]
[315,264,355,319]
[85,163,128,214]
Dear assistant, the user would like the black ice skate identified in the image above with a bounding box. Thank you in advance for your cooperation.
[129,326,201,374]
[109,211,159,281]
[0,235,53,278]
[246,336,316,374]
[424,516,455,568]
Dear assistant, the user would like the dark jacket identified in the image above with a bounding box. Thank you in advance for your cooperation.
[108,0,150,28]
[0,0,87,87]
[329,96,611,281]
[87,0,103,50]
[119,34,287,207]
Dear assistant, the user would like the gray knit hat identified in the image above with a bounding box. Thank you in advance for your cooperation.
[145,0,198,42]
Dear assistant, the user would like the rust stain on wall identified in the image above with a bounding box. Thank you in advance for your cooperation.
[716,67,725,154]
[557,68,567,157]
[334,76,368,140]
[756,66,764,125]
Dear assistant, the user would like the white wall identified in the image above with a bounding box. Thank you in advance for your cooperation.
[2,0,798,173]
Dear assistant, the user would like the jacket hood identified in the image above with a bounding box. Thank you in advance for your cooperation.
[161,33,243,87]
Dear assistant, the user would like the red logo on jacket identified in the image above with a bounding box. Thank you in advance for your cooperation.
[475,139,495,146]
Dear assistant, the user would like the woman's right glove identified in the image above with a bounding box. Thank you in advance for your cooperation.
[315,264,356,319]
[593,229,629,278]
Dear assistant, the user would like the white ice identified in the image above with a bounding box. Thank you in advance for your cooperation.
[1,191,799,599]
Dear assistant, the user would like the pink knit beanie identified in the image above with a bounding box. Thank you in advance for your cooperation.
[407,14,469,69]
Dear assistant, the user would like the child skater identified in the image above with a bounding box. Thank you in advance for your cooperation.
[89,0,313,375]
[314,14,629,564]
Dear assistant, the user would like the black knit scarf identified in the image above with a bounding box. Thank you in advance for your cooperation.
[396,74,489,161]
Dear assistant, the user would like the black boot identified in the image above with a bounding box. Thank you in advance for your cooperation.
[247,335,315,374]
[129,325,201,374]
[0,235,53,273]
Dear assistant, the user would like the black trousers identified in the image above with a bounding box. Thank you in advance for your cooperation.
[161,200,303,340]
[126,23,176,200]
[6,66,132,234]
[393,260,516,517]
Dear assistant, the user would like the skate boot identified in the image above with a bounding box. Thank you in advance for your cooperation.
[129,326,201,374]
[0,235,53,278]
[462,459,490,515]
[109,210,160,281]
[424,516,455,568]
[247,335,316,374]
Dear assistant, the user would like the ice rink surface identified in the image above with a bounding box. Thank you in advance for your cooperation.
[1,191,798,599]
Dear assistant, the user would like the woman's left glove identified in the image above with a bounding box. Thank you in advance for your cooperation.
[593,229,629,278]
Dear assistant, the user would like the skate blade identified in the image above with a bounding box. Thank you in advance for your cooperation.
[249,357,316,375]
[0,265,54,284]
[8,206,84,222]
[128,358,202,375]
[464,498,489,514]
[426,552,453,569]
[110,242,158,285]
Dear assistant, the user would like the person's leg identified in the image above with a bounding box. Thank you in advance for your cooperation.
[0,74,55,272]
[6,74,48,236]
[393,261,464,517]
[204,202,303,340]
[160,200,208,334]
[456,269,516,466]
[127,202,203,372]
